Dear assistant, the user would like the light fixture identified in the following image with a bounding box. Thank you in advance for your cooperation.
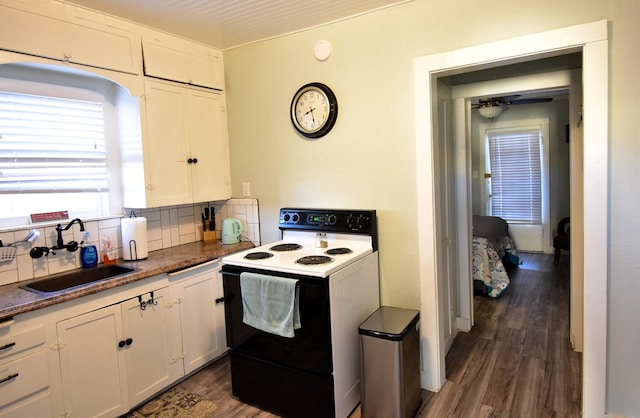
[478,104,503,119]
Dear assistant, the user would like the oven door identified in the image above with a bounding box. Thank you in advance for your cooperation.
[222,265,333,376]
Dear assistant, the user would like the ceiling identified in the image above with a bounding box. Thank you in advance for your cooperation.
[62,0,411,50]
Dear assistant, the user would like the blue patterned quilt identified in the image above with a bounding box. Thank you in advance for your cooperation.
[472,234,519,298]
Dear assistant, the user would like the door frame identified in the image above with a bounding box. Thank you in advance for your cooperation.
[413,20,608,416]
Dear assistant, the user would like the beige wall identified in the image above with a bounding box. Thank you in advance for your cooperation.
[223,0,639,414]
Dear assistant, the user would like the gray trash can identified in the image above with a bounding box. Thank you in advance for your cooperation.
[359,306,421,418]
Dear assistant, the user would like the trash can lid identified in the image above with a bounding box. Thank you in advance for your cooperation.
[358,306,420,341]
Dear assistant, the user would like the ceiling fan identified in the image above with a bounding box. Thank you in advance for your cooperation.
[472,94,553,119]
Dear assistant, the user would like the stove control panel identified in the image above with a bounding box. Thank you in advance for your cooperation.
[279,208,377,235]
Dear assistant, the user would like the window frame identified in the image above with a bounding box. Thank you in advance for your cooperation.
[0,62,124,228]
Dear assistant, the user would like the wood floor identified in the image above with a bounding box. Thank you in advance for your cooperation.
[174,252,582,417]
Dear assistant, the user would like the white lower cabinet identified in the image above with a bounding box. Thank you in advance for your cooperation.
[56,287,179,417]
[56,304,130,418]
[51,261,226,417]
[122,288,181,406]
[169,262,226,375]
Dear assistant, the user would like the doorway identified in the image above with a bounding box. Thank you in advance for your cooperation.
[413,20,608,417]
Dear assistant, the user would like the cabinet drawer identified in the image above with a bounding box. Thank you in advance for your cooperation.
[0,350,49,407]
[0,391,51,418]
[0,326,45,364]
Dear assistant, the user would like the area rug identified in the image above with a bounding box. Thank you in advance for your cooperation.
[127,386,218,417]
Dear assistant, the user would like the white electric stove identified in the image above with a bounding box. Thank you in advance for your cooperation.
[221,208,380,418]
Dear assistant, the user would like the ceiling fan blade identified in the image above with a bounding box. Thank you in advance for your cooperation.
[491,95,521,103]
[507,98,553,105]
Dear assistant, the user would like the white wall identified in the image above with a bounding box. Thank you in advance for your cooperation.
[223,0,640,415]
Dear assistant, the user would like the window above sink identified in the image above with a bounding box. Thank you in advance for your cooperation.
[0,62,130,228]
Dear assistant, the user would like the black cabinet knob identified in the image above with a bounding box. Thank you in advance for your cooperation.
[187,157,198,164]
[118,338,134,348]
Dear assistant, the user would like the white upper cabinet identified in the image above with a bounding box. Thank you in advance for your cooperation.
[142,35,225,90]
[121,78,231,208]
[0,0,140,75]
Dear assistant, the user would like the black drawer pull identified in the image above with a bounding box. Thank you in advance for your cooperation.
[0,373,18,384]
[215,297,225,304]
[0,342,16,351]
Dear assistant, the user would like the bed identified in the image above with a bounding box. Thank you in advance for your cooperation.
[472,215,520,298]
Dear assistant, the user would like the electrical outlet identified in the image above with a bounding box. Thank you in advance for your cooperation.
[242,182,251,197]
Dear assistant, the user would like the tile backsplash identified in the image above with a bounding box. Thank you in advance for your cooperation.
[0,198,260,286]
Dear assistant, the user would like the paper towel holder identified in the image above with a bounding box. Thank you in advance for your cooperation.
[128,240,140,261]
[121,211,148,261]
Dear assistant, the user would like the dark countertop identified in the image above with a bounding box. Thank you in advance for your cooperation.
[0,240,254,322]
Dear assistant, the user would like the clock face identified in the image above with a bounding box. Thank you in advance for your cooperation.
[290,83,338,138]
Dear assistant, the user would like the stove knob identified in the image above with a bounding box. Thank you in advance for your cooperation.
[291,213,300,223]
[346,214,355,227]
[283,213,291,222]
[347,214,368,230]
[327,214,337,225]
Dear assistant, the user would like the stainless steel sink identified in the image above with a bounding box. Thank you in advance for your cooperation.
[21,265,137,295]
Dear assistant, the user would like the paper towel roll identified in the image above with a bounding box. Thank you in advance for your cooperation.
[121,217,148,260]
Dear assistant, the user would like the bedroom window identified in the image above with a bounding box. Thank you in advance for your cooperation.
[486,126,543,224]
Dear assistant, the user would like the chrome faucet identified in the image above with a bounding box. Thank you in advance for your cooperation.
[29,218,85,258]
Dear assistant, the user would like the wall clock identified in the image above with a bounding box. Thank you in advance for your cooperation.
[290,82,338,139]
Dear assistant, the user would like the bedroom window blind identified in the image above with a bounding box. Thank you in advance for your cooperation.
[487,126,542,224]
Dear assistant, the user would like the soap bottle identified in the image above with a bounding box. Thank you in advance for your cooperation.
[80,232,98,268]
[102,236,116,265]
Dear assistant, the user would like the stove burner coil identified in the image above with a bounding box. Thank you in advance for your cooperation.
[270,243,303,252]
[244,252,274,260]
[296,255,334,265]
[325,247,353,255]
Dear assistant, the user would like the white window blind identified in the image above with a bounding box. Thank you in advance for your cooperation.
[0,91,107,194]
[488,127,542,224]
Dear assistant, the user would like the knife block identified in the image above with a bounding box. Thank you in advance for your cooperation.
[203,230,218,242]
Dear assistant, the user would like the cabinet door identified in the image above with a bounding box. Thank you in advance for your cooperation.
[0,2,139,74]
[176,267,226,375]
[143,79,193,206]
[121,287,181,407]
[188,91,232,202]
[142,35,224,90]
[56,306,129,418]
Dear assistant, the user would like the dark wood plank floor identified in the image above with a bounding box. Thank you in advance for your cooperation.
[174,252,581,417]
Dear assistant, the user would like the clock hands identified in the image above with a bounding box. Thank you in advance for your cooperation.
[303,106,316,127]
